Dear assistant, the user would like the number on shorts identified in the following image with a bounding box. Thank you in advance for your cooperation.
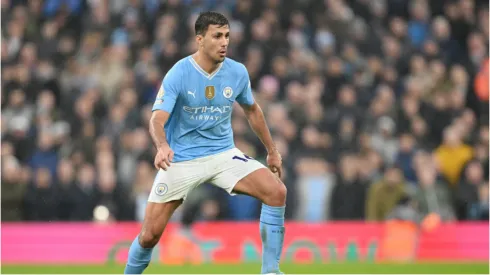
[232,154,253,162]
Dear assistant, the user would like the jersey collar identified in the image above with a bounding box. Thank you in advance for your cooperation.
[189,55,223,80]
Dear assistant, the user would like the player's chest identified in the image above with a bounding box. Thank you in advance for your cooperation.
[180,76,239,107]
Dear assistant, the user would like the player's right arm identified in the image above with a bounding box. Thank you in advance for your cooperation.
[149,110,173,171]
[150,65,182,171]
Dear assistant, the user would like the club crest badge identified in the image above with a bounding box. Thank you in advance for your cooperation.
[155,183,168,196]
[223,87,233,98]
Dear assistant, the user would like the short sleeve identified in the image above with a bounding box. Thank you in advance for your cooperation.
[152,65,181,113]
[235,64,255,106]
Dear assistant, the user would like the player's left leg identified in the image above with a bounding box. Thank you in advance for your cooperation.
[208,148,286,274]
[232,168,286,275]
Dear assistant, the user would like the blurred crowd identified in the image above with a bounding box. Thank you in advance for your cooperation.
[1,0,489,224]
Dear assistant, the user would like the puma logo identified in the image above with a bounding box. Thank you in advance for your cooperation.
[187,91,196,98]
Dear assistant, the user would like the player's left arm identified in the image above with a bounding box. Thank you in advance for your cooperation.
[236,67,282,178]
[239,102,275,152]
[240,102,283,178]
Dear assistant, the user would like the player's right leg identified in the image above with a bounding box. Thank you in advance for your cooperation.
[125,161,204,274]
[124,200,182,274]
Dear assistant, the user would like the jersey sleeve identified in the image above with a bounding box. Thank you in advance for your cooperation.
[235,64,255,106]
[152,65,182,113]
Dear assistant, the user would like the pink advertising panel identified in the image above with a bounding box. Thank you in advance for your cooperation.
[2,222,488,264]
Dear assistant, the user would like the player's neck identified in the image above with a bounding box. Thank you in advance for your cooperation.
[192,52,220,74]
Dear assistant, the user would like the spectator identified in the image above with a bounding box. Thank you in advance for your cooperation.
[70,164,98,221]
[370,116,399,166]
[1,156,28,221]
[56,159,76,221]
[28,131,59,178]
[455,160,486,220]
[2,88,35,162]
[334,116,359,155]
[95,169,134,221]
[294,158,334,221]
[407,0,430,48]
[468,183,489,220]
[24,167,59,221]
[357,150,384,185]
[3,89,34,134]
[434,127,473,186]
[414,161,456,221]
[366,166,407,221]
[330,154,367,220]
[395,133,418,184]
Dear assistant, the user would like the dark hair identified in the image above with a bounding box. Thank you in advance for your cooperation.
[195,11,229,36]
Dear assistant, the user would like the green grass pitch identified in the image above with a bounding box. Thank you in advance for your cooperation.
[2,263,489,274]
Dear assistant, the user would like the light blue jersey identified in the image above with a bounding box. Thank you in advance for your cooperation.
[152,56,255,162]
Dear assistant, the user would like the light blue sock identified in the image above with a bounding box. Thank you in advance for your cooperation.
[260,203,285,274]
[124,236,153,274]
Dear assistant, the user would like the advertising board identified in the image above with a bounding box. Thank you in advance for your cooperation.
[2,222,487,264]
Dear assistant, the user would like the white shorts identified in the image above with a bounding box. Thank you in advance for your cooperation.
[148,148,266,203]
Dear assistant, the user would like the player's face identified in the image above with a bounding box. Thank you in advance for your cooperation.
[201,24,230,63]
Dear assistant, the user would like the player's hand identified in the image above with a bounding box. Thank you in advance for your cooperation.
[267,149,283,179]
[154,144,174,171]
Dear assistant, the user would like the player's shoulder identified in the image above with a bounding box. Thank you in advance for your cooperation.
[223,57,248,76]
[167,57,190,74]
[163,57,190,84]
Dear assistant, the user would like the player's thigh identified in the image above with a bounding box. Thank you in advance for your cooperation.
[233,168,287,206]
[209,148,286,206]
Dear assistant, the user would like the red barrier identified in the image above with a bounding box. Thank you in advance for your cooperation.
[1,222,488,264]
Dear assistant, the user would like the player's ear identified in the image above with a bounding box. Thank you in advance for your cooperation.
[196,35,204,47]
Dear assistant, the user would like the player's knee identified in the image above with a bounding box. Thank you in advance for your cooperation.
[138,230,160,248]
[265,181,287,206]
[276,183,287,204]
